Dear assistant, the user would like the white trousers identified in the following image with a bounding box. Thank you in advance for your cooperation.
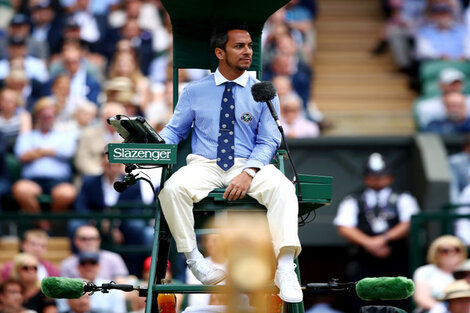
[158,154,301,258]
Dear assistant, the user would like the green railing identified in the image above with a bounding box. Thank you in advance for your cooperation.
[409,205,470,275]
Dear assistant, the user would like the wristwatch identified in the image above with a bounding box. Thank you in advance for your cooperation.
[243,168,257,178]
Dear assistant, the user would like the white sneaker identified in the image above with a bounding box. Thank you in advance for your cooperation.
[274,264,303,303]
[187,258,226,285]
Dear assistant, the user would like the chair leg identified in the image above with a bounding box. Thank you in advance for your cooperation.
[151,217,172,313]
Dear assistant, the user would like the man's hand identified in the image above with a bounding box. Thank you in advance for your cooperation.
[223,171,253,201]
[363,235,390,258]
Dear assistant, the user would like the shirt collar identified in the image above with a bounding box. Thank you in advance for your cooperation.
[214,68,249,87]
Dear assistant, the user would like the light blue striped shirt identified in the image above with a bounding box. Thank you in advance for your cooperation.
[160,69,281,169]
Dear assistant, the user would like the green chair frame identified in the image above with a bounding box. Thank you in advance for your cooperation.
[107,1,333,312]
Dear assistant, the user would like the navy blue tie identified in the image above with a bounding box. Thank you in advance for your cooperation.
[217,82,236,170]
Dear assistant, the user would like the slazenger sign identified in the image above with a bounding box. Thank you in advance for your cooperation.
[107,143,177,165]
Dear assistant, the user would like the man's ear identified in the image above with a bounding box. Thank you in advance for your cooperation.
[215,47,225,61]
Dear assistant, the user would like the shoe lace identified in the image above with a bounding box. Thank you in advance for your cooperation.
[278,265,300,289]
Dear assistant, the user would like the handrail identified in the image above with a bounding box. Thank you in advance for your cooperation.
[409,209,470,275]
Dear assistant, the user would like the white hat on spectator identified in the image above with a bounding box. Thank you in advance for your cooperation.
[439,68,465,84]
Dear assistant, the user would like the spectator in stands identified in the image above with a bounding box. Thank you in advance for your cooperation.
[105,18,153,75]
[279,92,319,138]
[1,229,59,281]
[0,278,37,313]
[58,252,126,313]
[373,0,426,72]
[448,137,470,203]
[74,102,125,176]
[56,42,101,105]
[186,234,227,307]
[11,97,77,232]
[107,0,171,54]
[422,91,470,133]
[0,87,32,152]
[49,39,105,87]
[413,235,467,313]
[454,259,470,283]
[108,51,152,111]
[10,253,56,313]
[30,0,64,57]
[263,51,312,116]
[415,68,470,130]
[414,2,470,61]
[334,152,419,310]
[145,80,173,130]
[71,153,153,275]
[0,13,48,60]
[0,36,49,84]
[284,0,316,62]
[439,279,470,313]
[60,225,129,281]
[66,0,104,54]
[62,293,92,313]
[3,67,42,112]
[0,133,9,220]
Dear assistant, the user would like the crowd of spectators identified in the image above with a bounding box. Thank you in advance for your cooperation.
[0,1,320,312]
[0,0,320,230]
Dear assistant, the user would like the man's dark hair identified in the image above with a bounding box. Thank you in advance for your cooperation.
[0,278,24,294]
[210,22,250,51]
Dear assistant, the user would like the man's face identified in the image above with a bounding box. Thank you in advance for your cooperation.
[441,81,463,94]
[9,24,30,37]
[35,106,56,132]
[0,90,18,114]
[63,48,82,75]
[74,227,101,252]
[22,235,47,259]
[78,259,99,281]
[444,93,466,121]
[448,297,470,313]
[68,294,91,313]
[8,45,27,59]
[218,30,253,72]
[364,174,393,191]
[0,283,23,310]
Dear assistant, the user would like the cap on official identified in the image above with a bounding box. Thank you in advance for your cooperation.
[363,152,392,176]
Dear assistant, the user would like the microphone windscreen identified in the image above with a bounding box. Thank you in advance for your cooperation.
[113,181,127,192]
[251,82,277,102]
[356,277,415,301]
[41,277,85,299]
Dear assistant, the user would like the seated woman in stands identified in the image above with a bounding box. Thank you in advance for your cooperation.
[413,235,467,313]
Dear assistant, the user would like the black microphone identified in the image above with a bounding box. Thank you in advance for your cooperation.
[113,173,137,192]
[113,181,128,192]
[251,82,282,129]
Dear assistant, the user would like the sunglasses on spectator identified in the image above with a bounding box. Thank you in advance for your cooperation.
[77,236,99,241]
[438,247,461,254]
[20,265,38,271]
